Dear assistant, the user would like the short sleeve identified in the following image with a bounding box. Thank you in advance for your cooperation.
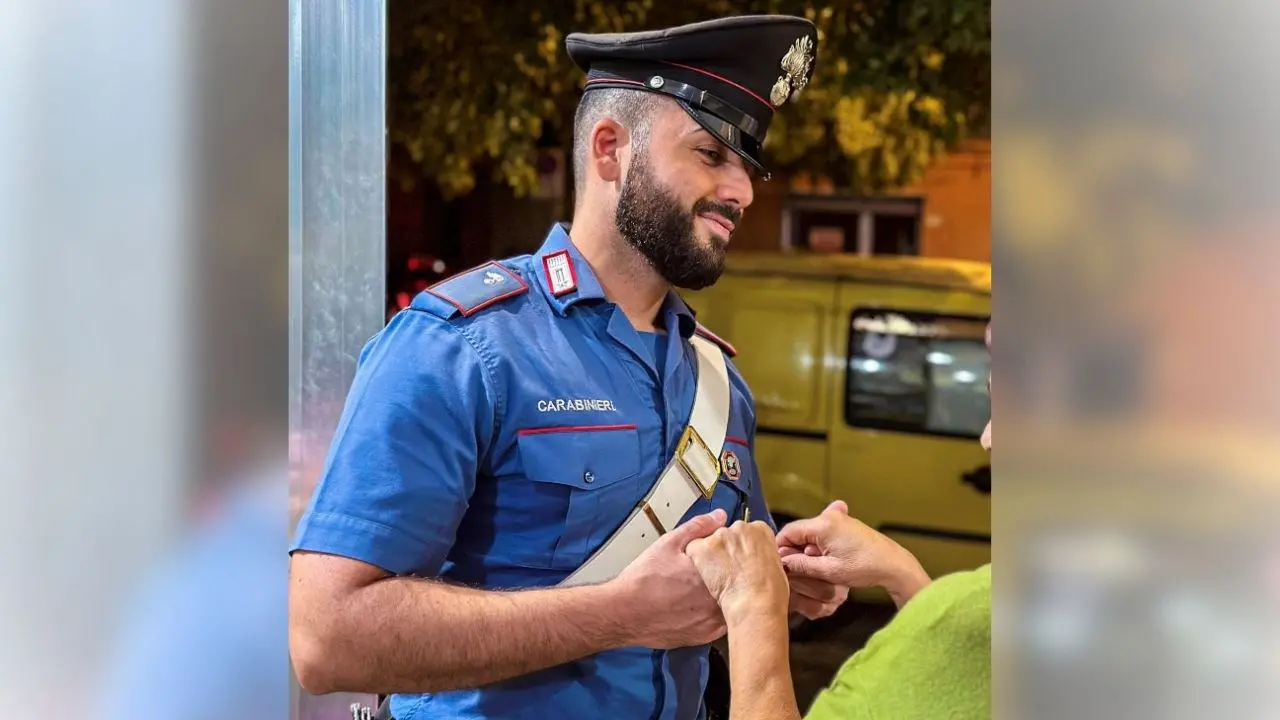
[289,309,497,576]
[804,566,992,720]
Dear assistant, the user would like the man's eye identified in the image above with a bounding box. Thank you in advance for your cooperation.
[697,148,723,163]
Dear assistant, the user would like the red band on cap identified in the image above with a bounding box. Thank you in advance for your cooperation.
[662,61,774,110]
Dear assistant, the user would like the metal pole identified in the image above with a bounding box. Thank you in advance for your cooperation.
[289,0,386,717]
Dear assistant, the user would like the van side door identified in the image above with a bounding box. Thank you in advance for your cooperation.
[828,292,992,579]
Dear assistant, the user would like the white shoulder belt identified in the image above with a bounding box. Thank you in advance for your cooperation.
[560,334,731,587]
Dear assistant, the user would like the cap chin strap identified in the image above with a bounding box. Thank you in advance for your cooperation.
[583,75,770,179]
[559,333,732,588]
[641,75,764,144]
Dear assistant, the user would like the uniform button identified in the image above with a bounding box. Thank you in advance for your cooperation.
[584,471,595,484]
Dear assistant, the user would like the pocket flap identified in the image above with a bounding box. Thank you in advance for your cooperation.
[516,424,641,490]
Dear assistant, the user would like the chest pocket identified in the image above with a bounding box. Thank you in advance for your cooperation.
[516,425,643,569]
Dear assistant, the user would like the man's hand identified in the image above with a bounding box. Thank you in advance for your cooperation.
[776,501,931,608]
[685,521,791,625]
[610,509,730,648]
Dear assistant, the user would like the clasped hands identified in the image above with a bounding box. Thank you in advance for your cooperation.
[682,501,931,628]
[609,501,930,649]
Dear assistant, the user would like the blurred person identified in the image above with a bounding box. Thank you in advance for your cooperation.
[93,252,288,720]
[93,445,287,720]
[684,324,993,720]
[289,15,846,720]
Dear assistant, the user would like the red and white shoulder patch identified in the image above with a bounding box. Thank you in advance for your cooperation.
[541,249,579,296]
[694,323,737,357]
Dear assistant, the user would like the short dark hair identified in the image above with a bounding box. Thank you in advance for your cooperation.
[571,89,665,201]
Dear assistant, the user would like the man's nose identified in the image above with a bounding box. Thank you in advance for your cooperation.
[716,166,754,210]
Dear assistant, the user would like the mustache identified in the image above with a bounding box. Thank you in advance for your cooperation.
[693,199,742,228]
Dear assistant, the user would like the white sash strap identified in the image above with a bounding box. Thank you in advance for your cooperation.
[559,334,731,587]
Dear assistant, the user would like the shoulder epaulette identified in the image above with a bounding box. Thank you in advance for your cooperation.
[419,261,528,319]
[694,323,737,357]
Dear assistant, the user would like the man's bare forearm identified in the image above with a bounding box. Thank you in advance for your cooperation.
[726,611,802,720]
[311,576,632,694]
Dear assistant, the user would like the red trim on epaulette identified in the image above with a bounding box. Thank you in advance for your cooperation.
[425,261,529,318]
[694,323,737,357]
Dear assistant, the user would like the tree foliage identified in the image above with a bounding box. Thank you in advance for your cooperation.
[388,0,989,198]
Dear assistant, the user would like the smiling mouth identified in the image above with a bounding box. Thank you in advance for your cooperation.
[699,213,735,236]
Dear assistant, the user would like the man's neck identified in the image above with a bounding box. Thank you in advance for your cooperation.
[568,217,669,333]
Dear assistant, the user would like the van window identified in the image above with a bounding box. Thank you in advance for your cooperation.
[845,309,990,438]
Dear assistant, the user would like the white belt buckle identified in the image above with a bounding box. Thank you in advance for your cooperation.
[676,425,721,499]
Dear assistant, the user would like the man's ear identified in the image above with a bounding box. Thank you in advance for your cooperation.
[591,118,626,184]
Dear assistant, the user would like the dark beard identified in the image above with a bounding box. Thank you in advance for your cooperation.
[614,152,741,290]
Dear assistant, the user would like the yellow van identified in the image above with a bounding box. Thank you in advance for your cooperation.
[684,253,992,581]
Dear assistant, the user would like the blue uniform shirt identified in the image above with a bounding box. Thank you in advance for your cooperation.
[290,224,772,720]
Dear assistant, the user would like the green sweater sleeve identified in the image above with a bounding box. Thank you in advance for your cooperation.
[803,564,991,720]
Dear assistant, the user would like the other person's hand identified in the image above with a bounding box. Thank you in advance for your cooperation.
[787,573,849,620]
[686,520,791,624]
[777,501,930,607]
